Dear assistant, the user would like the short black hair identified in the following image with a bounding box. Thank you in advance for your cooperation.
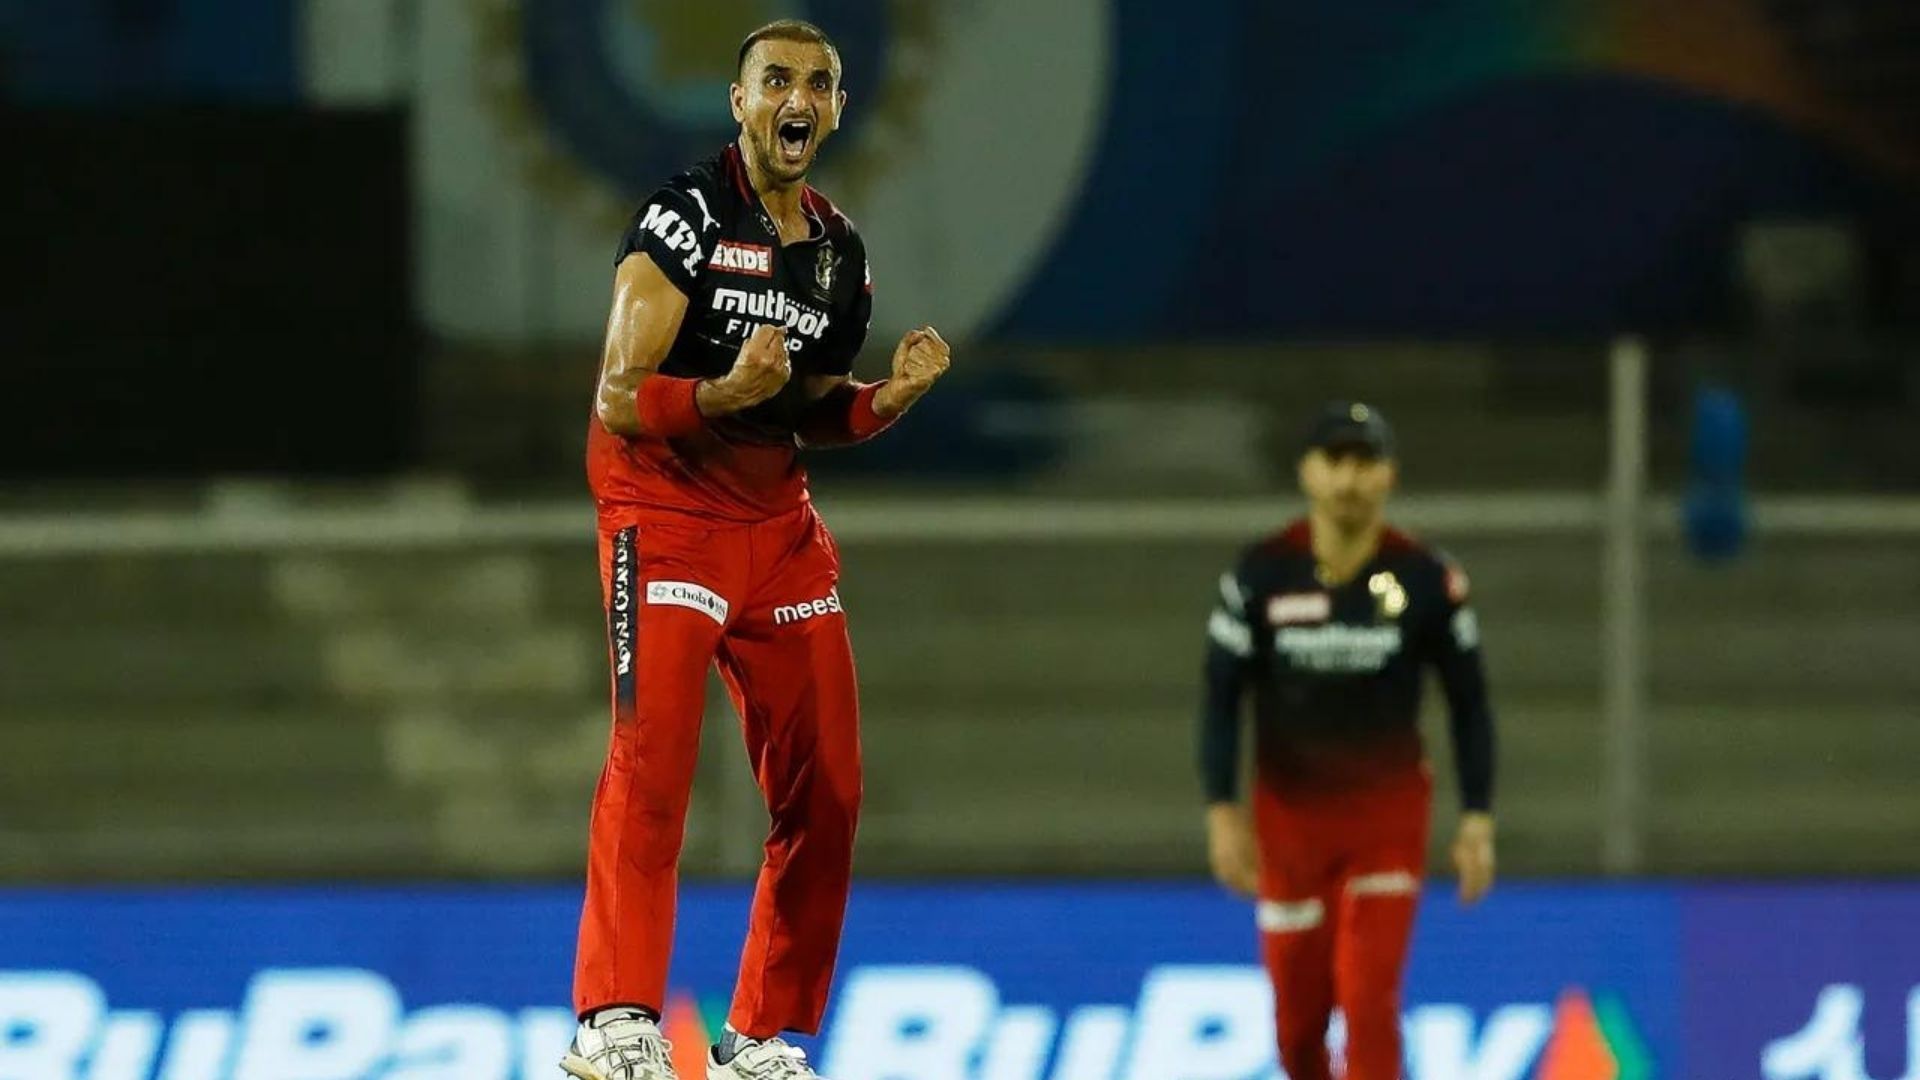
[736,19,841,81]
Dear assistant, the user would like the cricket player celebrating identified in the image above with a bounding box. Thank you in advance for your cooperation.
[566,19,951,1080]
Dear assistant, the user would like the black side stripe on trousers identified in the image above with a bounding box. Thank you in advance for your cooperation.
[608,526,638,721]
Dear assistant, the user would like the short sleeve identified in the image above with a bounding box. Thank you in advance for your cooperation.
[615,183,722,295]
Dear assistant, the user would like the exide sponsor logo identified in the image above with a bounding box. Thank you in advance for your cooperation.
[709,241,772,277]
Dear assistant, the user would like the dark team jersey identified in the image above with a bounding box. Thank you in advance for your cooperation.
[1199,520,1496,810]
[586,143,874,522]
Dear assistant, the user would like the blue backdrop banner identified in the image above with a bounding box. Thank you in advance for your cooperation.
[1,882,1916,1079]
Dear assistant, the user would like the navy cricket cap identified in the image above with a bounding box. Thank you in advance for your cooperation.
[1302,400,1395,458]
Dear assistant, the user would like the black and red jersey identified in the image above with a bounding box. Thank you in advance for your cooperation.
[1200,520,1496,810]
[587,143,873,523]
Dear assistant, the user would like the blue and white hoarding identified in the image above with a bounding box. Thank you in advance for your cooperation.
[2,882,1915,1079]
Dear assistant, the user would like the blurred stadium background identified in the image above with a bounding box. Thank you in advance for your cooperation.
[2,1,1917,1078]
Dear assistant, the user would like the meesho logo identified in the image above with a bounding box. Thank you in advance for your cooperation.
[816,967,1649,1080]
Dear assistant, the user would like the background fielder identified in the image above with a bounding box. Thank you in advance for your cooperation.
[1200,401,1499,1080]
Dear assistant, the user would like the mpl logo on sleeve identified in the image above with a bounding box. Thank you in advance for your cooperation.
[709,240,772,277]
[639,201,703,276]
[646,580,730,626]
[1268,592,1331,625]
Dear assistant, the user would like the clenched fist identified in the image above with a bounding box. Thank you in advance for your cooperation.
[704,323,792,414]
[874,325,951,418]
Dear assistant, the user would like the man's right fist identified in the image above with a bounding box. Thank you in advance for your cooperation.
[1206,803,1260,898]
[708,323,791,412]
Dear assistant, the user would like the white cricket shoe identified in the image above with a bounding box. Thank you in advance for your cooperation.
[560,1012,677,1080]
[707,1036,823,1079]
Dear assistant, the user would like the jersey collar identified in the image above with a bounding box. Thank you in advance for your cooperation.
[724,142,827,245]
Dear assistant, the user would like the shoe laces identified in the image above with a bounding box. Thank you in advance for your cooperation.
[589,1016,675,1079]
[735,1037,816,1078]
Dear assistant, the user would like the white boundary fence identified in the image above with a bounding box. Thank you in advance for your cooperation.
[5,486,1919,875]
[2,492,1918,559]
[5,341,1918,872]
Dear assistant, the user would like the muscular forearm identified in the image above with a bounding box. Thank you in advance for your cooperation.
[694,378,736,417]
[598,368,702,439]
[870,380,917,419]
[598,367,773,438]
[595,367,646,436]
[796,380,897,448]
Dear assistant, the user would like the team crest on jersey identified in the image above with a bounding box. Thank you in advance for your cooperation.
[814,246,839,298]
[710,240,772,277]
[1267,592,1331,626]
[1369,571,1409,620]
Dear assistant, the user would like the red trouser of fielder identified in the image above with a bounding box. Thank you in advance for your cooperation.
[1256,769,1430,1080]
[574,503,860,1038]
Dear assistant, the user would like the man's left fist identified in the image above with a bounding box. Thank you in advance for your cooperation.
[875,325,951,417]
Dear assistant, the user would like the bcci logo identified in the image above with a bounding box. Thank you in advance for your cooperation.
[471,0,943,231]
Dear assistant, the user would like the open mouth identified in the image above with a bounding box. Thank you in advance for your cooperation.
[777,118,813,162]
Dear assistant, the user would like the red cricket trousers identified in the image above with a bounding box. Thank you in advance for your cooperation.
[1255,768,1430,1080]
[573,503,861,1038]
